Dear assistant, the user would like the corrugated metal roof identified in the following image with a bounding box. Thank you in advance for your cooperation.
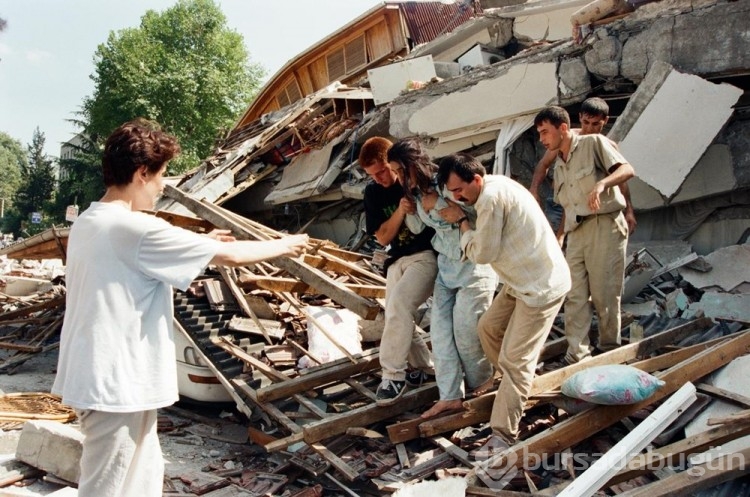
[398,1,481,46]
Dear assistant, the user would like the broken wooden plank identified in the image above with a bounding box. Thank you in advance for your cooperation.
[615,441,750,497]
[557,383,697,497]
[217,266,274,344]
[0,295,65,322]
[467,318,713,414]
[469,329,750,477]
[256,348,380,403]
[241,274,386,298]
[301,384,439,446]
[396,443,410,469]
[163,184,381,319]
[609,417,750,485]
[707,408,750,426]
[696,382,750,409]
[430,436,474,467]
[226,315,285,341]
[627,335,728,373]
[0,342,42,353]
[233,378,302,435]
[310,442,359,481]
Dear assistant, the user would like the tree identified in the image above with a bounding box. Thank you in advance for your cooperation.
[82,0,265,173]
[0,132,26,225]
[10,128,57,236]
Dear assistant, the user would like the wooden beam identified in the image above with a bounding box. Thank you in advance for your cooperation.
[0,295,65,322]
[310,442,359,481]
[430,436,474,467]
[627,336,728,373]
[609,418,750,485]
[557,383,697,497]
[233,378,301,435]
[408,319,719,442]
[240,274,385,298]
[256,349,380,403]
[615,442,750,497]
[300,384,439,446]
[217,266,273,344]
[469,329,750,477]
[696,383,750,409]
[707,408,750,426]
[163,184,380,320]
[0,342,42,353]
[465,318,714,414]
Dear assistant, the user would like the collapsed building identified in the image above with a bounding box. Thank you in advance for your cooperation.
[157,0,750,257]
[2,0,750,495]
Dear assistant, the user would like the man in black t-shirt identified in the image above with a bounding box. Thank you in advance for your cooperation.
[360,137,437,406]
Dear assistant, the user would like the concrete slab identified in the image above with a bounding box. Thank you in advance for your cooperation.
[263,134,345,205]
[368,56,437,106]
[688,292,750,323]
[15,421,83,484]
[684,355,750,461]
[395,62,557,138]
[671,144,736,204]
[679,245,750,291]
[622,301,659,317]
[627,177,666,210]
[512,6,583,42]
[609,62,742,199]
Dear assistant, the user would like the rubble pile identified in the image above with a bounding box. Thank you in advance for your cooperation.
[1,212,749,495]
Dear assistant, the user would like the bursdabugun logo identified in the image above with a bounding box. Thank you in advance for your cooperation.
[473,436,519,489]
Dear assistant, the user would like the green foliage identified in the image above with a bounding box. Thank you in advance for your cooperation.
[8,128,57,236]
[82,0,265,173]
[0,131,26,221]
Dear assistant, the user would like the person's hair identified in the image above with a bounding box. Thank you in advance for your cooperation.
[387,138,437,197]
[580,97,609,118]
[358,137,392,169]
[436,153,486,188]
[102,118,180,187]
[534,106,570,128]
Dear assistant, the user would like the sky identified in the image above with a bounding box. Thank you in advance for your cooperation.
[0,0,382,157]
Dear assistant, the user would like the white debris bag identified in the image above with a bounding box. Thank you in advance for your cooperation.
[393,477,467,497]
[561,364,665,405]
[298,306,363,369]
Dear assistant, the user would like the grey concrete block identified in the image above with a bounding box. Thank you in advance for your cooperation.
[15,420,83,484]
[558,57,591,102]
[584,34,621,79]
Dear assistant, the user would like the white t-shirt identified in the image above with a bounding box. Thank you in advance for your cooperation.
[52,202,221,412]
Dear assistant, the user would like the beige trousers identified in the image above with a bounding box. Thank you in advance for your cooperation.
[478,286,564,441]
[380,250,437,381]
[564,212,627,363]
[76,409,163,497]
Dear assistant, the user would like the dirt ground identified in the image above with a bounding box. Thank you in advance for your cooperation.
[0,348,256,495]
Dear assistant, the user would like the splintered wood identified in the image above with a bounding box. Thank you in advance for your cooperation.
[4,208,750,496]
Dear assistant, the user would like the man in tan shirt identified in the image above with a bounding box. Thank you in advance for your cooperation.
[529,97,636,236]
[437,153,571,444]
[534,106,635,364]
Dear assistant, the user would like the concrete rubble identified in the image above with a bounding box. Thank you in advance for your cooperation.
[2,0,750,495]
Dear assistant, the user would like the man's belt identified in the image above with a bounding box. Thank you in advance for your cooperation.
[575,210,620,224]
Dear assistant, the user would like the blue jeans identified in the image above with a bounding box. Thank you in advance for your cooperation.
[431,254,497,401]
